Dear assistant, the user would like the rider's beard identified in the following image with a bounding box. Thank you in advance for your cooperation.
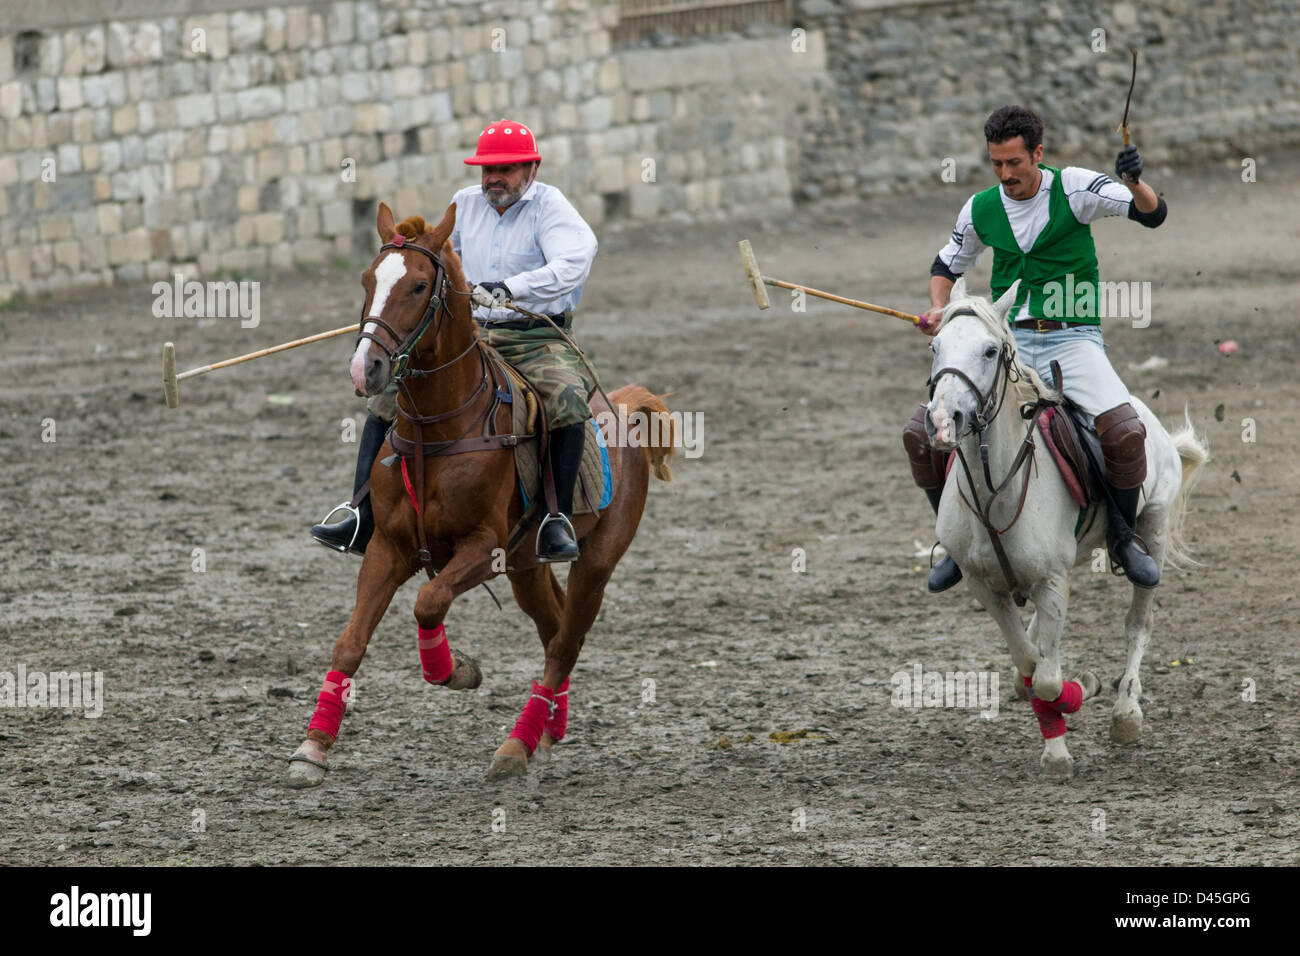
[483,180,526,210]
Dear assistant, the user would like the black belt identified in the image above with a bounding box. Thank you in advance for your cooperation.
[479,312,571,332]
[1012,318,1093,333]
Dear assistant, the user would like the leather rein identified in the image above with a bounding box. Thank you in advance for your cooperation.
[928,308,1061,605]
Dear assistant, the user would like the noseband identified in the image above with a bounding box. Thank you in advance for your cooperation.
[926,310,1019,438]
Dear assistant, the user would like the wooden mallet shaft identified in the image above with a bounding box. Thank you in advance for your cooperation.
[162,323,360,409]
[738,240,920,325]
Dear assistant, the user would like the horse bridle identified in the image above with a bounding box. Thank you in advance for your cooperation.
[927,310,1020,442]
[927,308,1060,605]
[357,236,470,381]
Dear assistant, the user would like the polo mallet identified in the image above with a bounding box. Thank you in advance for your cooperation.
[162,323,360,408]
[738,240,921,326]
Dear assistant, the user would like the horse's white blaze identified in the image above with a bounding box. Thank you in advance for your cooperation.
[368,252,407,319]
[350,252,407,391]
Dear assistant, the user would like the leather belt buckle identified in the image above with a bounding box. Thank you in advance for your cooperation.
[1035,319,1052,332]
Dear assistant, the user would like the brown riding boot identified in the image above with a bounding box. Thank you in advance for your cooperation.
[1096,403,1160,588]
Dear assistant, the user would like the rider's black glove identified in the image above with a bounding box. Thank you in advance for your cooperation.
[1115,144,1143,184]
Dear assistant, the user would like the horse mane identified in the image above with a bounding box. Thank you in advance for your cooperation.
[937,288,1053,405]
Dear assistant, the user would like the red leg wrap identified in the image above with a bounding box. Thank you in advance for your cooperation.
[307,669,350,740]
[544,676,570,742]
[507,681,556,756]
[1024,676,1083,739]
[418,624,454,685]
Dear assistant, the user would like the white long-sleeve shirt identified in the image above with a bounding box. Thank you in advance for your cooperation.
[936,166,1134,322]
[449,180,598,322]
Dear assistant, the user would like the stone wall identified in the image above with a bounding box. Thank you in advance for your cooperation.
[796,0,1300,198]
[0,0,827,302]
[5,0,1295,303]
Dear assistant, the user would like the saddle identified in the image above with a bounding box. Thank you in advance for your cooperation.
[1036,402,1109,509]
[488,346,611,520]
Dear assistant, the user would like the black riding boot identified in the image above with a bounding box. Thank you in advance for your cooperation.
[1106,484,1160,589]
[925,487,963,592]
[536,422,586,563]
[311,414,388,555]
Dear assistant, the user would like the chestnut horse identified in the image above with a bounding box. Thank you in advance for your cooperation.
[287,202,674,786]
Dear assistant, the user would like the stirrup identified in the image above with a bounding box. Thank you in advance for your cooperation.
[313,502,362,553]
[535,512,578,563]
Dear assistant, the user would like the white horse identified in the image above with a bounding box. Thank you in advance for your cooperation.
[925,278,1209,778]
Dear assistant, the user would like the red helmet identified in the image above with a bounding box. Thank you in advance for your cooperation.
[463,119,541,166]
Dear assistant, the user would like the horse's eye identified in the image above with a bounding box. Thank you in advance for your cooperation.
[411,282,427,295]
[984,346,998,359]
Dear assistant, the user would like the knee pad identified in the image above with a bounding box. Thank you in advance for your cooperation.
[1096,403,1147,489]
[902,404,946,490]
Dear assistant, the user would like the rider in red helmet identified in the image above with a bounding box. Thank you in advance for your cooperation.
[312,119,600,563]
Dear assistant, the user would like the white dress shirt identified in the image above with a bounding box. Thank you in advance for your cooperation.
[936,167,1134,322]
[449,180,598,322]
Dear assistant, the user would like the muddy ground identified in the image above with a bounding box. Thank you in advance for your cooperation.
[2,155,1298,866]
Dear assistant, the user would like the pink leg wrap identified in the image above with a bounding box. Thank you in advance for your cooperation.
[418,624,454,685]
[544,676,570,742]
[507,681,556,756]
[1025,676,1083,740]
[307,670,350,740]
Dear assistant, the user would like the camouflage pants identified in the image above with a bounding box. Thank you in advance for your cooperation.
[481,325,596,428]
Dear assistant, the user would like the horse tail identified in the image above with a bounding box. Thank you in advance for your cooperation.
[607,384,675,482]
[1164,407,1210,569]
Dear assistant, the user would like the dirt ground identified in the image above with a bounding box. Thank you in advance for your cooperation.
[2,154,1298,866]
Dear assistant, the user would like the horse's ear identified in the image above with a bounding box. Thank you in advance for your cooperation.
[422,202,456,250]
[376,202,396,243]
[950,276,968,303]
[992,279,1021,321]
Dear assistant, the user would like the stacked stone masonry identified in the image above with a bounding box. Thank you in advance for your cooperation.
[2,0,1296,302]
[0,0,826,302]
[796,0,1300,199]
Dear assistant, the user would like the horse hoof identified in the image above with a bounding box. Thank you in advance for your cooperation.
[287,760,326,789]
[286,741,329,788]
[1111,711,1143,744]
[535,734,557,762]
[444,651,482,691]
[485,753,528,780]
[1040,752,1074,781]
[1074,671,1102,700]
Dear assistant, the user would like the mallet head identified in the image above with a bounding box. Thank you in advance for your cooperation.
[162,342,179,408]
[738,239,771,310]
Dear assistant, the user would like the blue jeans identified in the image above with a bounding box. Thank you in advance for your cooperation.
[1012,326,1131,425]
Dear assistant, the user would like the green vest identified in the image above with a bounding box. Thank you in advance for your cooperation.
[970,164,1101,325]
